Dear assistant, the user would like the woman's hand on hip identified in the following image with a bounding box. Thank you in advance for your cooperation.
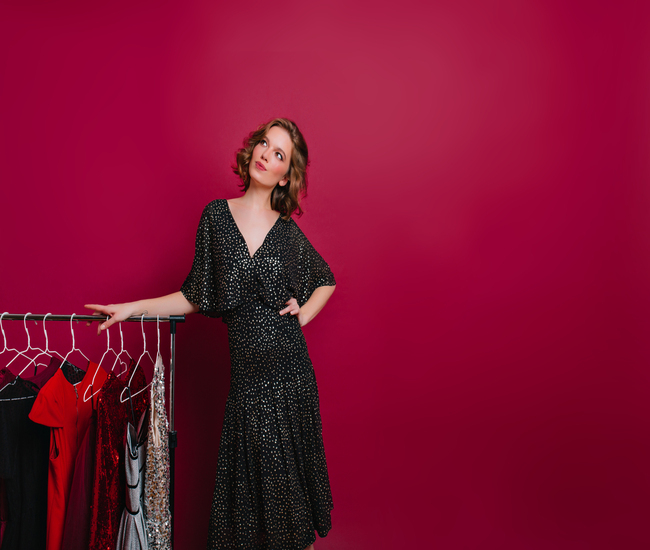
[280,297,307,326]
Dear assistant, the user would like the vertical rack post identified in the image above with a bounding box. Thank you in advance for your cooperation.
[169,318,177,549]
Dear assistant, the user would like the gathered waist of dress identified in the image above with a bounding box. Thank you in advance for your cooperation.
[223,298,306,351]
[222,297,298,328]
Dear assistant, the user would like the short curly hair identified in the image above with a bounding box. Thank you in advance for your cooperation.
[232,118,309,219]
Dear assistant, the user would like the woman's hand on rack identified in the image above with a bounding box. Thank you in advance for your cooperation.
[86,292,199,334]
[85,303,137,334]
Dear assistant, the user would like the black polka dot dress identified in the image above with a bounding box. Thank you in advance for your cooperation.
[180,199,335,550]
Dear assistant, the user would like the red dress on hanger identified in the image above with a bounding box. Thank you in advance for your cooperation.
[29,360,107,550]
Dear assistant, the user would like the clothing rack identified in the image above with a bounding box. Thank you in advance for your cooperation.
[1,313,185,549]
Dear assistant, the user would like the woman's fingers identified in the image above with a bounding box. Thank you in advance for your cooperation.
[100,314,120,332]
[280,298,300,316]
[84,303,121,334]
[85,304,110,334]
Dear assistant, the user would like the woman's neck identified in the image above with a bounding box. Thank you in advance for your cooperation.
[234,185,275,212]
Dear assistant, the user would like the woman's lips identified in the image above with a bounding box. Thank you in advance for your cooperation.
[256,161,266,171]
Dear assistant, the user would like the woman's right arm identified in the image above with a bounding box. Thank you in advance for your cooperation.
[85,291,199,333]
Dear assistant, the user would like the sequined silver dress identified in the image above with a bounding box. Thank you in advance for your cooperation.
[181,199,335,550]
[144,353,171,550]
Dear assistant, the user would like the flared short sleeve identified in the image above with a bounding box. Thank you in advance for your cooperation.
[180,201,222,317]
[288,220,336,308]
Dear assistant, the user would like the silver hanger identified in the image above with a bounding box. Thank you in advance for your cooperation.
[120,314,155,403]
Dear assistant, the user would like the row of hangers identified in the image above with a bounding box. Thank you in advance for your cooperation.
[0,312,161,404]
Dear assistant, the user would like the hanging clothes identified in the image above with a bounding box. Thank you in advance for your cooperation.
[24,355,60,389]
[0,477,7,546]
[89,361,149,550]
[0,367,15,387]
[0,373,49,550]
[29,360,107,550]
[0,368,14,548]
[59,393,97,550]
[116,409,148,550]
[143,353,171,550]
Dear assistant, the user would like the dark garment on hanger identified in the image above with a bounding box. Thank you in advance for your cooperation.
[24,355,61,389]
[0,477,8,547]
[88,361,149,550]
[0,369,12,548]
[60,360,86,384]
[0,376,49,550]
[0,368,16,388]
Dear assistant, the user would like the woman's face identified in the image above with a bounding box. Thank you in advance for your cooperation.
[249,125,293,188]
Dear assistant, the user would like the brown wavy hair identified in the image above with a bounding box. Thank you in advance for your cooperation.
[232,118,309,219]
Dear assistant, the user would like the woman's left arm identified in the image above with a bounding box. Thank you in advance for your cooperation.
[280,285,336,327]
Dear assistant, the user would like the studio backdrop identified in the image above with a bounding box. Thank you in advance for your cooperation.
[2,1,650,548]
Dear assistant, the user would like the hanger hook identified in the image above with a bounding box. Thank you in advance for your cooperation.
[156,315,161,356]
[23,312,32,350]
[119,321,125,352]
[43,313,51,352]
[141,313,147,352]
[70,313,76,351]
[0,312,8,353]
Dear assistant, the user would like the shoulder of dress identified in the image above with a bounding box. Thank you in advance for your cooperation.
[284,215,300,229]
[206,198,224,209]
[282,216,304,237]
[200,198,226,217]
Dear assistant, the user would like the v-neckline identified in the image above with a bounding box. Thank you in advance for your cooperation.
[224,199,282,259]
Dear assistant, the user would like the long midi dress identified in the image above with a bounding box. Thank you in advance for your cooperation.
[180,199,336,550]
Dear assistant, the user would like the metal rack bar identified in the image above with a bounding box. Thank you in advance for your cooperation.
[1,312,184,549]
[0,313,185,323]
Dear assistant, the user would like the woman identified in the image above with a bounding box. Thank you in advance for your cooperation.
[86,118,336,550]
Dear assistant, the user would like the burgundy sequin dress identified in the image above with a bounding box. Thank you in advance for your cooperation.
[88,361,149,550]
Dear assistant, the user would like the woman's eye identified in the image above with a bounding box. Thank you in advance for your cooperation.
[261,139,267,146]
[276,152,283,160]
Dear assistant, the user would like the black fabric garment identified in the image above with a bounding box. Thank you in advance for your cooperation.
[0,376,49,550]
[60,360,86,385]
[181,199,336,550]
[182,198,337,319]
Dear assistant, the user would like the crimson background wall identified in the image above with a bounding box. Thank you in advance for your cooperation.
[2,1,650,548]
